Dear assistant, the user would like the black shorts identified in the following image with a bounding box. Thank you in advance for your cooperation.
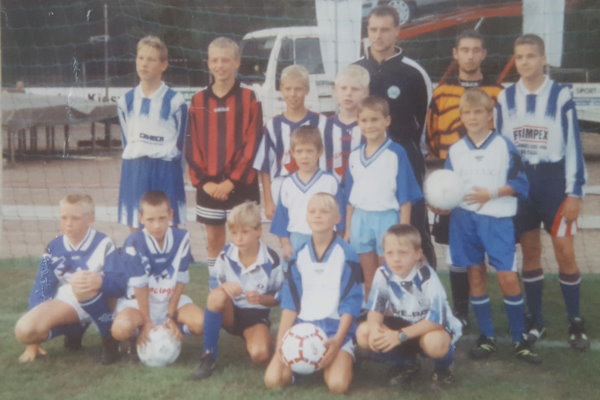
[195,180,260,225]
[383,316,421,356]
[227,306,271,336]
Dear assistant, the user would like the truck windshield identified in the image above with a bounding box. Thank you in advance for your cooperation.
[240,36,275,84]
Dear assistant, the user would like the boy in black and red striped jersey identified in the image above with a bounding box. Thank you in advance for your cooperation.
[186,37,263,281]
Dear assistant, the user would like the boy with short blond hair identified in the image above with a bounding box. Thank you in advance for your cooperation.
[345,96,422,297]
[357,224,462,388]
[117,35,188,229]
[192,201,283,380]
[187,36,263,285]
[265,193,363,394]
[111,191,204,353]
[496,34,589,350]
[270,126,340,259]
[15,194,120,364]
[253,64,328,219]
[440,88,539,363]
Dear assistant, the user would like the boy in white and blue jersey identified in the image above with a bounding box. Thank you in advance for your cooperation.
[496,34,589,350]
[264,193,363,394]
[271,126,341,259]
[111,191,204,352]
[15,194,120,364]
[192,202,283,380]
[440,88,539,364]
[117,36,187,228]
[253,65,327,219]
[345,96,422,297]
[357,224,462,388]
[324,65,369,184]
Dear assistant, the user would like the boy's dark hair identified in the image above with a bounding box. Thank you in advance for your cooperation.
[358,96,390,118]
[368,5,399,27]
[290,125,323,152]
[383,224,422,250]
[514,33,545,55]
[140,190,171,210]
[455,29,485,49]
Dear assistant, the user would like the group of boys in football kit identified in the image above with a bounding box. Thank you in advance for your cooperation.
[14,4,589,395]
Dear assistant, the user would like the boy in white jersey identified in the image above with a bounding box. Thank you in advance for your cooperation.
[264,193,363,394]
[438,88,539,363]
[111,191,204,353]
[271,126,340,259]
[357,224,462,388]
[117,36,187,229]
[15,194,120,364]
[496,34,589,350]
[345,96,422,297]
[324,65,370,184]
[192,202,283,380]
[253,65,328,219]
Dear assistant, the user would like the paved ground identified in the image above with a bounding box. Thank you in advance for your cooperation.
[2,127,600,274]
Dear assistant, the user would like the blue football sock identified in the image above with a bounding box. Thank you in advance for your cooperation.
[522,268,544,328]
[433,345,454,372]
[47,322,86,341]
[504,294,526,342]
[79,292,113,338]
[559,272,581,319]
[470,295,495,338]
[203,309,222,359]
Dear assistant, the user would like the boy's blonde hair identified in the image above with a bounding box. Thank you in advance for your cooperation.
[280,64,310,89]
[59,194,95,216]
[137,35,168,62]
[308,193,339,216]
[335,64,370,89]
[358,96,390,118]
[208,36,240,59]
[227,201,261,230]
[290,125,323,152]
[382,224,422,250]
[514,33,545,55]
[139,190,171,211]
[459,87,494,113]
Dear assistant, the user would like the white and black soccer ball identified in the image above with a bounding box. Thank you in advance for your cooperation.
[424,169,464,211]
[137,325,182,367]
[280,323,327,375]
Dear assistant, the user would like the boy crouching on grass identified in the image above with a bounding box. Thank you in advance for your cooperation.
[356,224,462,388]
[111,191,204,355]
[264,193,363,394]
[15,194,121,364]
[192,201,284,380]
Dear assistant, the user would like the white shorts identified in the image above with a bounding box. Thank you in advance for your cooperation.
[115,294,193,325]
[55,284,91,323]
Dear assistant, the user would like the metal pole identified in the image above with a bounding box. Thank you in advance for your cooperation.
[104,3,109,101]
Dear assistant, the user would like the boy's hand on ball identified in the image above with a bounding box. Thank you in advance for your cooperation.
[164,318,182,342]
[319,337,342,369]
[138,322,157,346]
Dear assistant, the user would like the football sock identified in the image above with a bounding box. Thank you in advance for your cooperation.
[449,266,469,317]
[79,292,113,337]
[202,309,222,359]
[434,345,454,372]
[47,323,86,341]
[470,295,495,338]
[207,258,217,289]
[559,272,581,318]
[503,294,526,342]
[522,268,544,328]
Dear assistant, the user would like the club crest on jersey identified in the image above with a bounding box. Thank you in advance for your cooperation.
[387,85,401,99]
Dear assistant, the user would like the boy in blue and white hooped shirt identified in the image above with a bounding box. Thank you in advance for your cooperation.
[356,224,462,388]
[264,193,363,394]
[192,201,283,380]
[117,36,188,228]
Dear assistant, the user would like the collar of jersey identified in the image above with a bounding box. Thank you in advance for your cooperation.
[366,46,404,64]
[360,137,391,167]
[135,81,167,100]
[279,111,315,127]
[465,130,496,150]
[306,233,338,263]
[208,79,240,100]
[333,115,358,130]
[291,169,324,193]
[517,75,550,96]
[63,227,95,252]
[227,241,267,274]
[383,262,418,284]
[143,227,173,254]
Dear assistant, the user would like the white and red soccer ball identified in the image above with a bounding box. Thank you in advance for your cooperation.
[424,169,464,211]
[137,325,182,367]
[280,323,328,375]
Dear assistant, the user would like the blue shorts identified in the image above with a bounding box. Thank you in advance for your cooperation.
[516,161,575,237]
[118,157,186,228]
[449,208,516,271]
[350,208,399,256]
[296,317,356,358]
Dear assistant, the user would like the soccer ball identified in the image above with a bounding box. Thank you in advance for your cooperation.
[424,169,464,211]
[136,325,182,367]
[280,323,327,375]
